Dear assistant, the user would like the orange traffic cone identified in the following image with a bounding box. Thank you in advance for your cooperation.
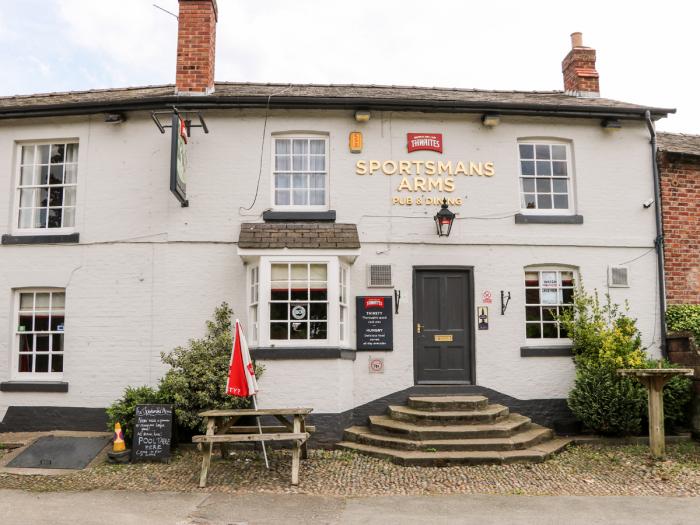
[113,422,126,453]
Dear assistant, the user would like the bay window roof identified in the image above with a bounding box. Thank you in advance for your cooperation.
[238,223,360,250]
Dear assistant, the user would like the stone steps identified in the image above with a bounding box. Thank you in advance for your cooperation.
[343,424,553,451]
[336,438,573,466]
[387,404,509,425]
[336,394,571,467]
[408,395,488,412]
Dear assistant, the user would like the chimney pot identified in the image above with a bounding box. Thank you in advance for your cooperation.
[176,0,218,95]
[562,32,600,98]
[570,32,583,48]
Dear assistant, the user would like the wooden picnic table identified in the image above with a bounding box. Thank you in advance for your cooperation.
[193,407,313,487]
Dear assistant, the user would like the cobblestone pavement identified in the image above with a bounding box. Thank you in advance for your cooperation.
[1,442,700,497]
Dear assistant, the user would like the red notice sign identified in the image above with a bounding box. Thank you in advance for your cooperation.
[364,297,385,309]
[407,133,443,153]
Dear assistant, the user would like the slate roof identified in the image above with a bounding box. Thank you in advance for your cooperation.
[238,222,360,249]
[658,132,700,157]
[0,82,674,119]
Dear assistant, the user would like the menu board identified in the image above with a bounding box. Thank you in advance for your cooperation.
[132,404,173,462]
[356,296,393,350]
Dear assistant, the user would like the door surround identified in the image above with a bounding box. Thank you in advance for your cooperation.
[412,266,476,385]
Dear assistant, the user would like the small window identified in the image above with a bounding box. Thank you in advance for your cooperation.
[15,289,66,377]
[269,262,328,341]
[524,269,575,339]
[273,137,328,208]
[17,142,78,231]
[518,142,572,213]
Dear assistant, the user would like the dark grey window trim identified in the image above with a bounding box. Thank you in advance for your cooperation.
[2,233,80,245]
[514,214,583,224]
[0,381,69,393]
[263,210,336,222]
[520,345,573,357]
[250,347,355,360]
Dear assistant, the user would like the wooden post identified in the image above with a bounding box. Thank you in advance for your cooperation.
[291,415,301,485]
[647,377,666,458]
[199,417,216,488]
[300,416,309,460]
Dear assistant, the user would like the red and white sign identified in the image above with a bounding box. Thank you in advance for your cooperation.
[364,297,385,309]
[482,291,493,304]
[369,357,384,374]
[407,133,443,153]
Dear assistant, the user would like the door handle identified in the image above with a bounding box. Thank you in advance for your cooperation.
[416,323,423,334]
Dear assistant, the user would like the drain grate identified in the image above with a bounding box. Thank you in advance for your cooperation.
[7,435,111,469]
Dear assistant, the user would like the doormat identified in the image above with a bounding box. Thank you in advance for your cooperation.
[7,435,111,469]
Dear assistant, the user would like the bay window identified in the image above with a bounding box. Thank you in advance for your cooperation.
[248,256,350,348]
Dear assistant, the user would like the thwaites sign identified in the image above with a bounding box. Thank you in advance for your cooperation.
[170,114,188,207]
[407,133,443,153]
[356,296,393,350]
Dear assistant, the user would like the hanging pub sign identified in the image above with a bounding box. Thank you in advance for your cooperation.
[170,113,188,207]
[407,133,443,153]
[356,296,393,350]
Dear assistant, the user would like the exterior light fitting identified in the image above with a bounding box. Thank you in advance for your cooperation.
[481,113,500,127]
[104,113,126,124]
[434,198,456,237]
[601,118,622,130]
[355,110,371,122]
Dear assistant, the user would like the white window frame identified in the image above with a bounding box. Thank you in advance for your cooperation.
[11,288,66,381]
[255,255,342,348]
[517,140,575,215]
[524,266,576,344]
[248,265,260,345]
[339,263,350,346]
[13,140,79,235]
[270,134,329,211]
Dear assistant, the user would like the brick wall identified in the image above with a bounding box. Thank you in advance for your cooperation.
[659,151,700,304]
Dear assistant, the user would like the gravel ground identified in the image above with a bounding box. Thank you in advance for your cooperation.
[1,443,700,497]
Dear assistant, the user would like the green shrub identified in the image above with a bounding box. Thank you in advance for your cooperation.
[105,385,167,446]
[159,302,264,432]
[567,361,645,436]
[561,289,693,435]
[666,304,700,342]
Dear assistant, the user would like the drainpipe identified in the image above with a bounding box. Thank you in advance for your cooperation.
[644,110,668,359]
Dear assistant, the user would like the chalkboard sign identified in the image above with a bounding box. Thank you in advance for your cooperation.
[132,404,173,462]
[356,296,393,350]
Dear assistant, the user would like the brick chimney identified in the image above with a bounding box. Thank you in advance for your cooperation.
[562,32,600,98]
[176,0,218,95]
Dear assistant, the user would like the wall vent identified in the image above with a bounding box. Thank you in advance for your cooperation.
[608,265,630,288]
[367,264,393,288]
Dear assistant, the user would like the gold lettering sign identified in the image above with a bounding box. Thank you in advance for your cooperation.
[434,334,454,342]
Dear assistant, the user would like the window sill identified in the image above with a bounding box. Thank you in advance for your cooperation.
[263,210,336,222]
[250,347,355,360]
[0,381,69,393]
[520,345,573,357]
[514,214,583,225]
[2,233,80,245]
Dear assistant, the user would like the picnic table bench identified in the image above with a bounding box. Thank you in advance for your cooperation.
[193,407,313,487]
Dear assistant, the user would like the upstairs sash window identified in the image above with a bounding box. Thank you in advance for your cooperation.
[273,137,327,208]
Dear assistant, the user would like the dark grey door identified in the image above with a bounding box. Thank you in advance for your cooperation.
[413,267,474,384]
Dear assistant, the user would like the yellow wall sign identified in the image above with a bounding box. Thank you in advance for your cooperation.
[349,132,363,153]
[355,159,495,206]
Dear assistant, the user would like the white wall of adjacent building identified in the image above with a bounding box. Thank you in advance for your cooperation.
[0,109,661,416]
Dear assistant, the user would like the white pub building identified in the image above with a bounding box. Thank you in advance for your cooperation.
[0,1,673,451]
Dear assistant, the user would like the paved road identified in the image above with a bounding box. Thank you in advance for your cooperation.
[0,490,698,524]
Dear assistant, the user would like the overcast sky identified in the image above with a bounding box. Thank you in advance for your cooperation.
[0,0,696,132]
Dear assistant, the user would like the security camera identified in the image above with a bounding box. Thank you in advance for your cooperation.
[642,198,654,209]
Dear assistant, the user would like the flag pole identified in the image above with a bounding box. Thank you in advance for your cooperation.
[252,394,269,469]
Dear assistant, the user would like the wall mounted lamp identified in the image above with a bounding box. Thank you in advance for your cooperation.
[601,118,622,130]
[481,113,500,127]
[434,198,456,237]
[355,110,371,123]
[104,113,126,124]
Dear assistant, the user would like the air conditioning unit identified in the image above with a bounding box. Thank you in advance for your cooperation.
[367,264,393,287]
[608,265,630,288]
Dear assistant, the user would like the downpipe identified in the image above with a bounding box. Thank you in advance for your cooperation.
[644,110,668,359]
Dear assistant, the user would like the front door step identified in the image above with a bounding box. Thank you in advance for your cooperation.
[337,395,572,466]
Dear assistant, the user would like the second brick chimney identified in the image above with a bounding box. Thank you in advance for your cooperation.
[562,32,600,98]
[176,0,218,95]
